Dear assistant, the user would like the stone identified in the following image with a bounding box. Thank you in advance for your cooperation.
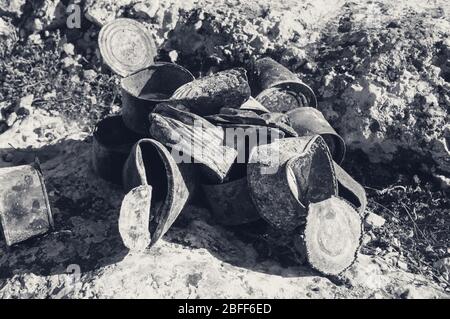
[63,43,75,56]
[364,212,386,229]
[133,1,160,19]
[16,94,34,115]
[0,0,26,18]
[6,112,17,127]
[433,258,450,273]
[83,69,97,82]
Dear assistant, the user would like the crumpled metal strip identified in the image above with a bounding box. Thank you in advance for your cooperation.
[120,138,195,251]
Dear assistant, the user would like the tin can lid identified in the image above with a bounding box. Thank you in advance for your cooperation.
[98,18,157,77]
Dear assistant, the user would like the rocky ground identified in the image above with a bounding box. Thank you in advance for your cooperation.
[0,0,449,298]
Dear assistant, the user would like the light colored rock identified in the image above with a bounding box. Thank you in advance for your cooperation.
[63,43,75,56]
[82,69,97,82]
[133,1,160,19]
[365,212,386,229]
[434,258,450,273]
[0,0,26,17]
[6,112,17,127]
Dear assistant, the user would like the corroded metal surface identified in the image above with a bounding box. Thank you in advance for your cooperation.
[0,161,53,246]
[304,196,363,276]
[149,103,237,183]
[247,136,337,231]
[98,18,157,78]
[121,138,195,250]
[121,63,194,135]
[202,177,260,226]
[286,107,346,164]
[254,57,317,110]
[92,115,144,184]
[171,68,251,115]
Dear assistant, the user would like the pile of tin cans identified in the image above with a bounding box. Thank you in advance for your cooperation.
[0,18,367,275]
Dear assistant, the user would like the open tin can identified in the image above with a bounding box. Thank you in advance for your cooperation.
[92,115,144,184]
[286,107,346,164]
[254,57,317,112]
[0,160,54,246]
[99,18,194,135]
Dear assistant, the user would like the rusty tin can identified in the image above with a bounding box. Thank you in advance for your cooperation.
[170,68,251,116]
[121,62,194,134]
[0,161,53,246]
[254,57,317,112]
[120,138,195,251]
[286,107,346,164]
[247,136,337,231]
[98,18,194,135]
[201,122,285,226]
[92,115,144,184]
[149,103,238,183]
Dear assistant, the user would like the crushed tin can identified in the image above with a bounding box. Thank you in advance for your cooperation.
[333,163,367,215]
[149,103,237,183]
[0,160,54,246]
[120,138,195,251]
[286,107,346,164]
[247,136,337,231]
[98,18,194,135]
[170,68,251,116]
[254,57,317,112]
[92,115,144,184]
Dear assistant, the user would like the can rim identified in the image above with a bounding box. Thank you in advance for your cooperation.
[98,18,157,78]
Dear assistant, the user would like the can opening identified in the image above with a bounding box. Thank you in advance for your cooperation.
[121,64,194,101]
[94,116,143,149]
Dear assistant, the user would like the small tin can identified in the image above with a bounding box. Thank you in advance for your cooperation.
[0,161,53,246]
[254,57,317,112]
[92,115,144,184]
[286,107,346,164]
[98,18,194,135]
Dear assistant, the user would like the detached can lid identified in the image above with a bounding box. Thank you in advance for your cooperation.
[98,18,157,77]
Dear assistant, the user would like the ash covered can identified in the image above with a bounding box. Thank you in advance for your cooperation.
[0,161,53,246]
[98,18,194,135]
[254,57,317,112]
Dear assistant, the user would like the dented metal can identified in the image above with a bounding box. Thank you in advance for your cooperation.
[254,57,317,111]
[0,161,53,246]
[120,138,195,251]
[121,63,195,134]
[286,107,346,164]
[92,115,144,184]
[247,136,337,231]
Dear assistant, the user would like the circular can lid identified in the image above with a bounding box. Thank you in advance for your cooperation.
[98,18,157,77]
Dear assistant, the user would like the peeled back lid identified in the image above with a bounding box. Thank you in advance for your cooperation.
[98,18,157,77]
